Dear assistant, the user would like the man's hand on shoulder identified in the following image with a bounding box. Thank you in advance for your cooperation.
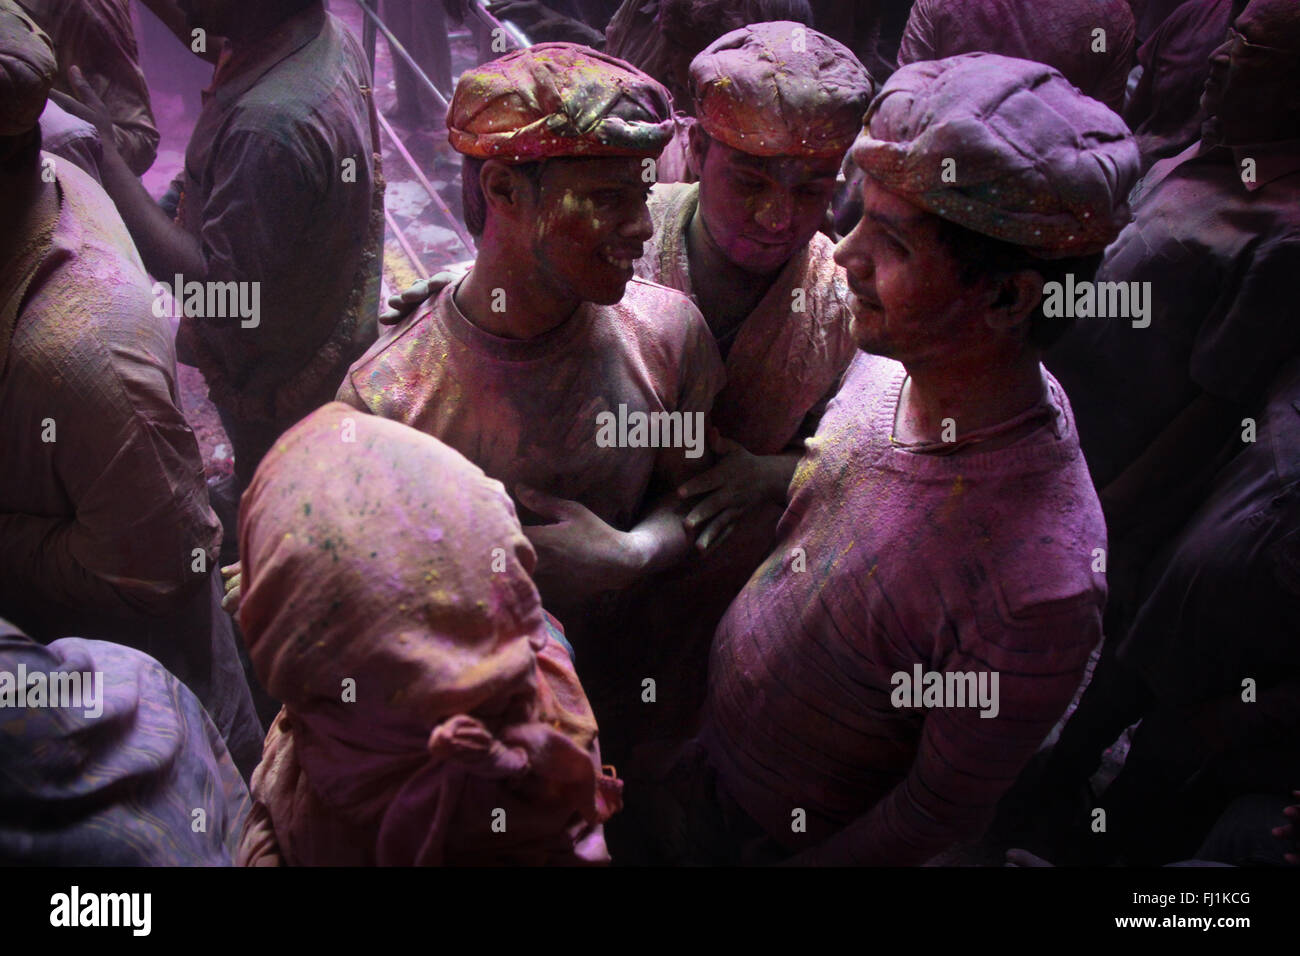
[380,270,462,325]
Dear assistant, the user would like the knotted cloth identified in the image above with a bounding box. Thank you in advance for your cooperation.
[235,403,620,865]
[447,42,673,161]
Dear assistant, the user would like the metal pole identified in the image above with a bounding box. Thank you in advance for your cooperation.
[362,4,376,76]
[385,208,432,279]
[469,0,531,51]
[374,107,478,257]
[354,0,450,108]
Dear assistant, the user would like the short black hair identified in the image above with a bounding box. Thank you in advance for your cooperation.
[932,217,1104,350]
[460,155,545,237]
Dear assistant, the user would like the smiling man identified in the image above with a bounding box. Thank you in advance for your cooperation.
[639,23,874,542]
[602,22,874,751]
[631,53,1141,865]
[337,45,724,677]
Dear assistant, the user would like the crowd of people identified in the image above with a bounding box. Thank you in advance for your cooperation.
[1,0,1297,867]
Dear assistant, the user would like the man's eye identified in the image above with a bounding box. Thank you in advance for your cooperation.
[732,173,765,191]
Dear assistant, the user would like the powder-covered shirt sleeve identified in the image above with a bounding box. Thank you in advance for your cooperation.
[828,601,1100,865]
[0,310,221,630]
[334,366,367,410]
[39,100,105,185]
[197,127,322,296]
[37,0,159,175]
[1190,233,1300,408]
[0,169,221,631]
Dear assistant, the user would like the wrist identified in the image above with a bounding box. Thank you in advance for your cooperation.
[617,528,653,585]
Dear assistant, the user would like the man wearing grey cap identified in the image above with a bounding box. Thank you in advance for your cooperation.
[630,53,1141,866]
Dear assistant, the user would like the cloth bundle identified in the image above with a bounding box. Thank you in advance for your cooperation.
[236,403,620,865]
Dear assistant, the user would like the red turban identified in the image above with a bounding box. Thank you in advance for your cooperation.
[447,42,674,162]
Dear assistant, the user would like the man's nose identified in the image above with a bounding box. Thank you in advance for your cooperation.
[833,222,870,274]
[753,190,794,234]
[1210,32,1234,65]
[621,199,654,241]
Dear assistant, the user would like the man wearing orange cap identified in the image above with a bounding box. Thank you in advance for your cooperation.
[378,31,873,754]
[337,45,725,674]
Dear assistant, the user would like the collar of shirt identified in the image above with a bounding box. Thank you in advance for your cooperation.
[1231,139,1300,191]
[1189,136,1300,191]
[1141,136,1300,200]
[203,3,327,111]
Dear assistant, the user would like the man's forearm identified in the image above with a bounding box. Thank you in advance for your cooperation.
[96,144,205,280]
[791,779,977,867]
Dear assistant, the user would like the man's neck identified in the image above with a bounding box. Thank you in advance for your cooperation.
[686,207,781,330]
[222,0,312,45]
[896,348,1047,451]
[455,245,580,340]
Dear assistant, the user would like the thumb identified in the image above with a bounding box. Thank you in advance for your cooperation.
[67,66,109,120]
[68,65,95,101]
[516,484,576,521]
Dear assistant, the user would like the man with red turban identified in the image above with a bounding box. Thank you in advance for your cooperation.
[337,45,725,698]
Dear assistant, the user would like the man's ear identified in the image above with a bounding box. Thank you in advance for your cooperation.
[985,269,1044,333]
[480,159,533,224]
